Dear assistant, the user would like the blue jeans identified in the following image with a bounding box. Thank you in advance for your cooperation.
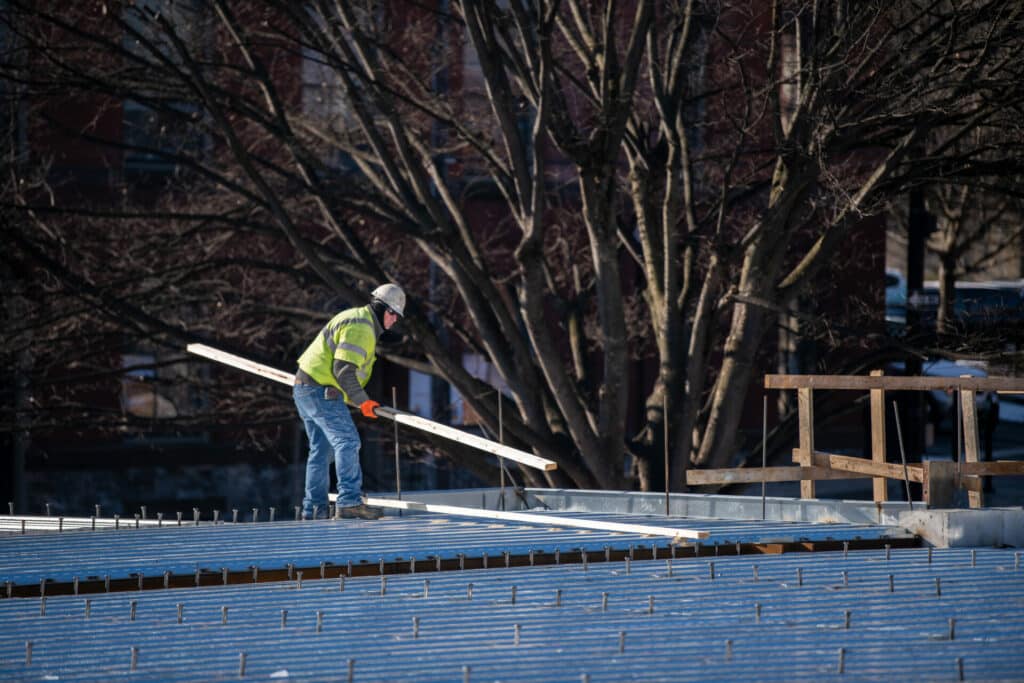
[293,385,364,517]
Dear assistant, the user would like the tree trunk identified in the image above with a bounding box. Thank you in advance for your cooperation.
[581,172,629,489]
[694,245,775,470]
[937,253,957,335]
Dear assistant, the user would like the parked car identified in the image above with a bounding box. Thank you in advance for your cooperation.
[885,359,1000,462]
[886,271,1024,334]
[885,268,907,332]
[917,360,997,433]
[911,280,1024,331]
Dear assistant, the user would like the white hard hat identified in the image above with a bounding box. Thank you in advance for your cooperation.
[371,283,406,316]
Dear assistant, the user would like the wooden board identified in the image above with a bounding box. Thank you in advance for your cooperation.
[358,497,710,540]
[870,369,888,502]
[375,407,557,471]
[798,450,924,484]
[686,466,866,485]
[797,387,815,499]
[960,389,983,508]
[187,343,294,385]
[923,460,956,508]
[958,461,1024,476]
[187,343,557,472]
[765,374,1022,392]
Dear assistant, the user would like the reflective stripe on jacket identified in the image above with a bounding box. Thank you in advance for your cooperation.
[296,305,379,402]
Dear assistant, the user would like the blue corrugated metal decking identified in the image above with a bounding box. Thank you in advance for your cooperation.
[1,547,1022,681]
[0,512,913,587]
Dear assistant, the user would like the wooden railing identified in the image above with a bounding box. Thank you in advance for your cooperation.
[686,372,1024,508]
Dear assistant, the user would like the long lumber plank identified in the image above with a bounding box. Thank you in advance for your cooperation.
[958,461,1024,476]
[186,343,557,472]
[797,387,815,498]
[361,497,709,540]
[961,389,984,508]
[374,407,556,471]
[686,466,866,485]
[187,343,294,385]
[795,450,924,484]
[765,374,1022,392]
[869,369,888,502]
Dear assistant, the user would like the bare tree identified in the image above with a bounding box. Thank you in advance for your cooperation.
[3,0,1023,492]
[624,1,1024,482]
[927,182,1024,334]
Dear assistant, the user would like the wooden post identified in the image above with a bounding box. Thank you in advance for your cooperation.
[923,460,956,509]
[960,387,983,508]
[797,388,815,499]
[870,370,888,502]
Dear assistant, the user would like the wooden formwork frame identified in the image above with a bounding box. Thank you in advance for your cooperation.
[686,373,1024,508]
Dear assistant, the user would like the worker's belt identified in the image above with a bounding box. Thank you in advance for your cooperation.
[295,369,343,401]
[294,368,319,386]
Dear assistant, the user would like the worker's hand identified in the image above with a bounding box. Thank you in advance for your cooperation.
[360,399,380,419]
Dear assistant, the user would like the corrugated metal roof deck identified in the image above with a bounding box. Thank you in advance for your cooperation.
[0,511,912,587]
[1,547,1022,681]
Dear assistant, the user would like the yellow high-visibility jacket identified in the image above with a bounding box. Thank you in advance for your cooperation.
[297,305,379,403]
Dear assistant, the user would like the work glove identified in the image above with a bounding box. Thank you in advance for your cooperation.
[360,399,380,419]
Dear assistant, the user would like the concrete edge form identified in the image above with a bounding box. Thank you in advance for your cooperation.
[526,488,913,526]
[898,507,1024,548]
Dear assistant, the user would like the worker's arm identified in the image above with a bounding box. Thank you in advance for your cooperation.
[333,360,369,405]
[333,360,377,416]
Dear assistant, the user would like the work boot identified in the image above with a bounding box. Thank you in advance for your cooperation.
[337,503,383,520]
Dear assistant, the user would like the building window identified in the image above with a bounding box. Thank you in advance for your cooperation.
[120,353,179,420]
[451,353,508,426]
[122,100,202,173]
[459,38,532,182]
[121,0,206,174]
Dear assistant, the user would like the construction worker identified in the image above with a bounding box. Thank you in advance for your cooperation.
[293,284,405,519]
